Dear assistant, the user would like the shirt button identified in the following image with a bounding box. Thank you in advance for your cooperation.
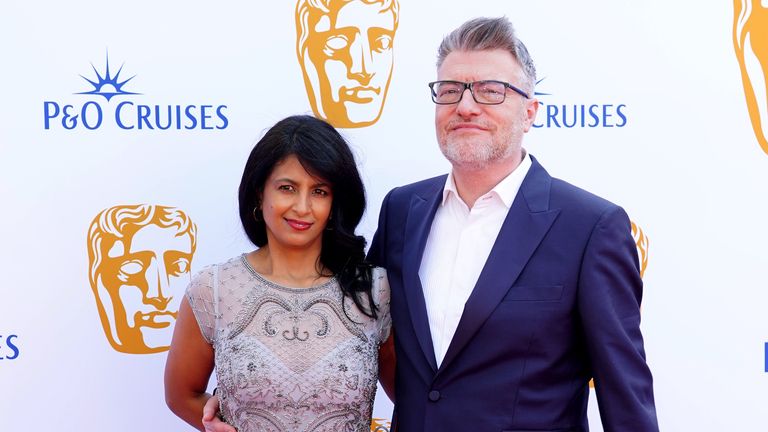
[428,390,441,402]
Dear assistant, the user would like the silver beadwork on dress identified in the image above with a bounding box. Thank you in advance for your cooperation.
[186,255,391,432]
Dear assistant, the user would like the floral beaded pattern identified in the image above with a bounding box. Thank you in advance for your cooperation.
[186,255,391,432]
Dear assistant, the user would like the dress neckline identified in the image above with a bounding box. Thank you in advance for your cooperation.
[239,254,337,292]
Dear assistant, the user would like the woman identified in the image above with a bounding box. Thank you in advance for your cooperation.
[164,115,394,432]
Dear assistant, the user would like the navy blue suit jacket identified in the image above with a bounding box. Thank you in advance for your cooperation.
[368,156,658,432]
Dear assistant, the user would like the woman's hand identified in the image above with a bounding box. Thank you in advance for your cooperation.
[202,395,236,432]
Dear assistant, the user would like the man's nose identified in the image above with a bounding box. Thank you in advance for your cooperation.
[455,88,482,117]
[347,34,373,85]
[145,257,171,309]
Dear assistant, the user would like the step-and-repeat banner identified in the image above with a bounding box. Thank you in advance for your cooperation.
[2,1,767,430]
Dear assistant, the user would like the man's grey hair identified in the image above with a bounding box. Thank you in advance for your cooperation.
[436,17,536,93]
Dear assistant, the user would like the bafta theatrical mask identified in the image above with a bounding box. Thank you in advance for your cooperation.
[734,0,768,154]
[87,205,197,354]
[296,0,399,128]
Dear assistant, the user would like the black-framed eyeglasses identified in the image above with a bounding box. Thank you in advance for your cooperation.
[428,80,530,105]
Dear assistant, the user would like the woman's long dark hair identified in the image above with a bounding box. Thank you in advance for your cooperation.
[239,115,377,318]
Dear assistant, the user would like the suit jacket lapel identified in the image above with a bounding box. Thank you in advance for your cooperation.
[401,179,444,372]
[439,157,560,371]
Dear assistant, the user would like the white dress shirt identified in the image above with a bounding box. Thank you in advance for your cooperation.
[418,153,532,367]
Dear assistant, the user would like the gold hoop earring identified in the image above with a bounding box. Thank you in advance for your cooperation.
[252,207,263,222]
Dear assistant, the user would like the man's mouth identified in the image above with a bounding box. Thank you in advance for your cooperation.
[450,122,487,132]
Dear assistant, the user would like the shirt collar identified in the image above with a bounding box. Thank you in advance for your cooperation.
[441,150,532,209]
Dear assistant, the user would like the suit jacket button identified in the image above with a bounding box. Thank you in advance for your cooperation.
[428,390,441,402]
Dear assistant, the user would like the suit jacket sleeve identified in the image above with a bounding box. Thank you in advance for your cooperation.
[368,188,394,268]
[578,205,659,431]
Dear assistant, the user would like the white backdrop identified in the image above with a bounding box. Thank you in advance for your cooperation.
[1,1,767,430]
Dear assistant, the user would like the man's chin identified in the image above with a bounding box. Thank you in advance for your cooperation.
[442,139,491,163]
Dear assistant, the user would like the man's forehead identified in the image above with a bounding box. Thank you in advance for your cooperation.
[437,50,522,82]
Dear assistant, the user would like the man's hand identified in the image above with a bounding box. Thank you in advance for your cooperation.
[202,395,236,432]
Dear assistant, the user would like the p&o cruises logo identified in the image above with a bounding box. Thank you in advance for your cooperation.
[532,78,627,129]
[44,52,228,131]
[0,334,20,360]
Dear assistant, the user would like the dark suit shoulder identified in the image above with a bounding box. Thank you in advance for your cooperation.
[548,176,625,221]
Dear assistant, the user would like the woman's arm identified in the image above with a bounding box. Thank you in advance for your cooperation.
[164,298,216,431]
[378,331,396,402]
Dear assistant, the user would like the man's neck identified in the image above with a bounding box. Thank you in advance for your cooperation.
[452,152,523,209]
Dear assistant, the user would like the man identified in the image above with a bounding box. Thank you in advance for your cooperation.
[295,0,399,128]
[87,204,197,354]
[204,16,658,431]
[367,16,658,431]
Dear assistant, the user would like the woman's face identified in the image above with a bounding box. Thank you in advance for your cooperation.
[260,154,333,253]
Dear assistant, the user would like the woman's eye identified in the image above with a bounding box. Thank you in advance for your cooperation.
[313,189,329,196]
[278,185,295,192]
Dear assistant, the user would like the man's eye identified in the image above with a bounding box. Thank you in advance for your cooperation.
[439,87,460,97]
[480,88,502,95]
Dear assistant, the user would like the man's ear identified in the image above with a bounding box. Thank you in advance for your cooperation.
[523,98,539,133]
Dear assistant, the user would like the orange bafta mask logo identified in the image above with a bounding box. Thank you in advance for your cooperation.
[87,205,197,354]
[296,0,399,128]
[631,221,649,278]
[734,0,768,154]
[370,418,392,432]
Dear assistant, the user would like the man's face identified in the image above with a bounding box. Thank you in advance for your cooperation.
[734,0,768,154]
[302,1,396,128]
[435,49,538,170]
[95,224,193,353]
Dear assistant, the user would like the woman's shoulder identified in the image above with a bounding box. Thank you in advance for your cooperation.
[187,255,250,295]
[370,266,390,305]
[371,266,387,281]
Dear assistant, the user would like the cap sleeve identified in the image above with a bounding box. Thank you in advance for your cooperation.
[372,267,392,343]
[185,265,217,344]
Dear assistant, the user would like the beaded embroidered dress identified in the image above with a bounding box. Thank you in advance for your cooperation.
[187,255,391,432]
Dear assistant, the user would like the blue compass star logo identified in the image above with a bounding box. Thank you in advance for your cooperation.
[76,52,140,101]
[534,77,550,97]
